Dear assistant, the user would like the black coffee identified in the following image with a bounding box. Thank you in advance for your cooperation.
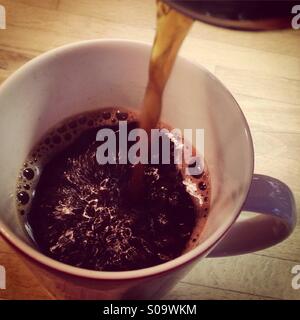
[16,108,210,271]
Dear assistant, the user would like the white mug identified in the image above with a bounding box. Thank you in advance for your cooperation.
[0,40,296,299]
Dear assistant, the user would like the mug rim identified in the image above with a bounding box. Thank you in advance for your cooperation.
[0,39,254,280]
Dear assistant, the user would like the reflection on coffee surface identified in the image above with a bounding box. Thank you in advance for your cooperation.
[16,108,210,271]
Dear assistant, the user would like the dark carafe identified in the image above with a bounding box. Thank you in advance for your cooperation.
[163,0,298,30]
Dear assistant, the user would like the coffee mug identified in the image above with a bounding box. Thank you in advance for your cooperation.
[0,40,296,299]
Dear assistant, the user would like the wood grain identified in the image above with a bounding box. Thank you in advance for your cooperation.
[164,282,275,300]
[184,254,300,300]
[0,0,300,300]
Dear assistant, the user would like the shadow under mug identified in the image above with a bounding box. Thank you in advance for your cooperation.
[0,40,296,299]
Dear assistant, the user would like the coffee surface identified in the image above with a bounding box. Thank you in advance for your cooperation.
[17,109,210,271]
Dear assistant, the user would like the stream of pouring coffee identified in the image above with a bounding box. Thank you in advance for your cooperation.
[128,1,193,199]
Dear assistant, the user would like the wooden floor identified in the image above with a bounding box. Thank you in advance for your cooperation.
[0,0,300,300]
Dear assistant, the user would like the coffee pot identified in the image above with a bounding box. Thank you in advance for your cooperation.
[163,0,297,30]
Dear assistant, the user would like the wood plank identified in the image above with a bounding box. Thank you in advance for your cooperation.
[215,66,300,105]
[2,0,154,41]
[164,282,275,300]
[14,0,59,10]
[0,239,51,300]
[0,25,77,54]
[183,37,300,81]
[190,23,300,58]
[0,48,34,79]
[58,0,156,29]
[252,132,300,193]
[235,94,300,134]
[183,254,300,300]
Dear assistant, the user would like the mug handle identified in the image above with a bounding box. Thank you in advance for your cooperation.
[208,174,297,257]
